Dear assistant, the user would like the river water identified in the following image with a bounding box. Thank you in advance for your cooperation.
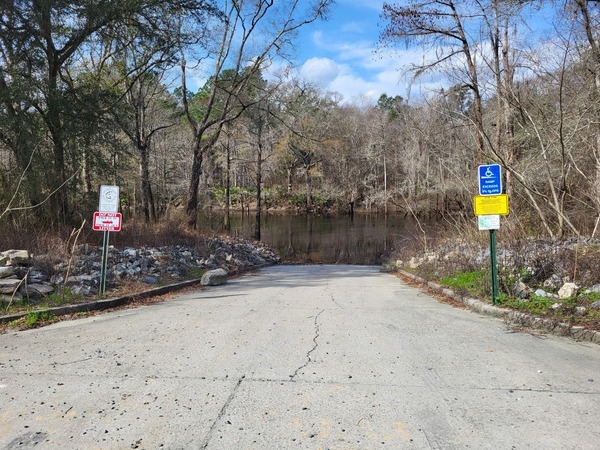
[201,212,420,265]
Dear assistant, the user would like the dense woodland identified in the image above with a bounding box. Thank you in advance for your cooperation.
[2,0,600,241]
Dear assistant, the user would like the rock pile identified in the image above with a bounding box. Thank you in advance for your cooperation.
[392,237,600,313]
[0,250,55,304]
[1,237,280,303]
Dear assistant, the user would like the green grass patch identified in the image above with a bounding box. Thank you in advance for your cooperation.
[439,270,488,297]
[499,295,556,315]
[188,268,206,279]
[24,311,56,329]
[47,288,83,306]
[2,288,84,315]
[582,292,600,302]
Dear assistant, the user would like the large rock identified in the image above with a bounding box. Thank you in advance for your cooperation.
[408,257,421,269]
[140,276,159,284]
[2,250,29,265]
[514,281,532,299]
[70,284,98,296]
[0,266,15,278]
[558,282,579,299]
[20,284,55,297]
[201,268,228,286]
[0,292,23,303]
[543,274,563,290]
[0,278,21,294]
[588,284,600,294]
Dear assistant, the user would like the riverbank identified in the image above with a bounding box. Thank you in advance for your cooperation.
[0,235,280,330]
[386,236,600,335]
[3,227,600,341]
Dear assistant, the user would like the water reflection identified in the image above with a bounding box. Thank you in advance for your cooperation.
[201,212,414,265]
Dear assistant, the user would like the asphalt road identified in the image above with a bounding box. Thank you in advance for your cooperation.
[1,265,599,449]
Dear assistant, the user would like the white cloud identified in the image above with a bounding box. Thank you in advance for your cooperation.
[290,1,460,104]
[299,57,340,85]
[310,30,327,49]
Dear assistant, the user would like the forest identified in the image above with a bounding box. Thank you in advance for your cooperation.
[2,0,600,242]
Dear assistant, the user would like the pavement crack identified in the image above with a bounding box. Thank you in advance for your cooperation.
[329,292,343,308]
[290,309,325,381]
[200,375,245,449]
[325,277,343,308]
[52,357,93,366]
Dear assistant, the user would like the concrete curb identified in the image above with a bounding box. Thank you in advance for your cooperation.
[0,278,203,325]
[0,263,276,326]
[398,270,600,345]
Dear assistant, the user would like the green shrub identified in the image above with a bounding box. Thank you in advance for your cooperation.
[440,270,488,297]
[290,193,334,209]
[209,187,255,207]
[291,193,308,207]
[499,295,555,315]
[24,311,55,328]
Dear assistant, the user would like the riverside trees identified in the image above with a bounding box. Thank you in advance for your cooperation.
[378,0,600,237]
[178,0,333,228]
[0,0,219,225]
[2,1,600,239]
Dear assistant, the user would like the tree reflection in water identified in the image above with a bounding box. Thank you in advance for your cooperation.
[201,212,426,265]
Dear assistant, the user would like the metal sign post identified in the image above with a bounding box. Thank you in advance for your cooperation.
[95,186,121,297]
[475,166,507,305]
[489,229,499,302]
[100,230,110,296]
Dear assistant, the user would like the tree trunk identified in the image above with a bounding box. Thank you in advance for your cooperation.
[186,134,203,228]
[305,167,312,212]
[224,141,231,232]
[254,142,262,241]
[47,60,69,224]
[501,17,515,197]
[576,0,600,220]
[139,145,156,223]
[383,152,388,215]
[287,168,293,193]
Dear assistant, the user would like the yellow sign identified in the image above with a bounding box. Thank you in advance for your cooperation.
[473,194,509,216]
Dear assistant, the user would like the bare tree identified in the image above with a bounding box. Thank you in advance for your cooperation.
[280,83,335,212]
[380,0,486,161]
[179,0,332,228]
[571,0,600,234]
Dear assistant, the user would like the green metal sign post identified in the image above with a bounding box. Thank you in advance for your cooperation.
[99,230,110,297]
[489,229,499,305]
[95,185,121,297]
[476,165,506,306]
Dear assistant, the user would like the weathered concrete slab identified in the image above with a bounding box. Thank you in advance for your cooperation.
[1,266,599,449]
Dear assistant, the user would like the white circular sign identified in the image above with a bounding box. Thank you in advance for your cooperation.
[99,185,120,212]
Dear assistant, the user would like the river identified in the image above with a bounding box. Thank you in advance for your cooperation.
[201,212,421,265]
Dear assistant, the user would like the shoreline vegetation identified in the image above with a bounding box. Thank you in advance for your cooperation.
[4,1,600,340]
[386,228,600,334]
[2,210,600,338]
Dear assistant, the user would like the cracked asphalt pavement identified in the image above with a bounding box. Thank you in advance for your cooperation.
[1,265,599,449]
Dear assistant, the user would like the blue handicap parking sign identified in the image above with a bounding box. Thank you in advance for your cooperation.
[478,164,502,195]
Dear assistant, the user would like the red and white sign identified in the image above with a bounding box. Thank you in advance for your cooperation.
[93,212,122,232]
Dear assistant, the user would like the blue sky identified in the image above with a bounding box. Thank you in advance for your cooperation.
[287,0,557,105]
[292,0,412,104]
[182,1,405,104]
[182,0,558,105]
